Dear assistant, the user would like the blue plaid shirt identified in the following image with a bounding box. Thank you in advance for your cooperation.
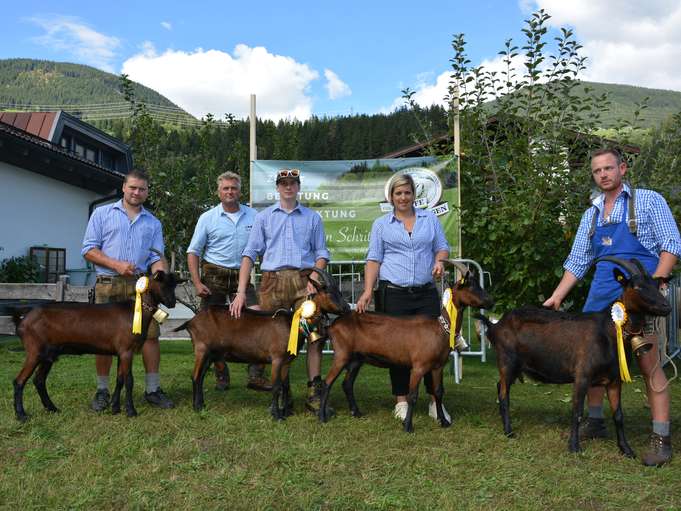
[242,202,330,271]
[82,200,164,276]
[367,208,449,287]
[187,204,256,269]
[564,184,681,279]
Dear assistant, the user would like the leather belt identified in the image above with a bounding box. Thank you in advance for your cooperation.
[381,280,434,293]
[96,274,144,284]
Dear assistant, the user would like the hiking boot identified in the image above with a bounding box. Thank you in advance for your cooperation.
[306,378,334,416]
[247,375,273,392]
[214,363,230,391]
[90,389,110,412]
[144,388,175,409]
[642,433,672,467]
[579,417,608,440]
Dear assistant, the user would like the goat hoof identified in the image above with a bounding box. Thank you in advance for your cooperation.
[16,413,29,423]
[568,445,582,454]
[46,406,60,413]
[351,410,363,418]
[440,419,452,428]
[126,409,138,418]
[621,447,636,458]
[193,403,204,412]
[111,406,121,415]
[403,422,415,434]
[505,431,515,439]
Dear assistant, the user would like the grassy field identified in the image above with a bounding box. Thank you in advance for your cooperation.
[1,335,680,510]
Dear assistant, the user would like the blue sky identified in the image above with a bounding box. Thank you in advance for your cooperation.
[3,1,680,120]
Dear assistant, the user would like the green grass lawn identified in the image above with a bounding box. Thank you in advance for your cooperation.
[1,335,680,510]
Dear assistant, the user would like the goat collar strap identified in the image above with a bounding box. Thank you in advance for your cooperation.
[611,302,632,383]
[132,277,149,335]
[442,288,458,349]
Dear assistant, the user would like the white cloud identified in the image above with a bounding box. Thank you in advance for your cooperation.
[160,21,172,31]
[323,69,351,100]
[28,15,120,72]
[528,0,681,91]
[121,43,319,120]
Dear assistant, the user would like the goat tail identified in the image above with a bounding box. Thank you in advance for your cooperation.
[8,306,32,328]
[172,320,191,332]
[473,313,496,344]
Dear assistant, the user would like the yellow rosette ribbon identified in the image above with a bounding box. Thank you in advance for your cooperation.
[132,276,149,335]
[287,300,317,356]
[611,301,632,383]
[442,288,458,349]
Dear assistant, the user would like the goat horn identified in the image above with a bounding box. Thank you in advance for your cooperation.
[592,256,639,276]
[150,248,164,258]
[441,259,470,278]
[631,258,648,276]
[308,267,334,288]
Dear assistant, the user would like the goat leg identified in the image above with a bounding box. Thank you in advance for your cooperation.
[497,362,515,437]
[280,366,294,417]
[569,379,590,453]
[341,358,364,418]
[124,365,137,417]
[270,358,285,421]
[192,353,212,412]
[429,367,451,428]
[606,381,635,457]
[320,349,352,422]
[13,380,29,422]
[111,355,125,415]
[33,361,59,413]
[404,368,424,433]
[13,350,40,422]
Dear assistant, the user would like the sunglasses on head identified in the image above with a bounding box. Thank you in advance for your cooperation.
[277,168,300,179]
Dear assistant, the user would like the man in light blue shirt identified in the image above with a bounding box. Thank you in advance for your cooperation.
[82,169,174,411]
[230,168,331,413]
[186,171,267,391]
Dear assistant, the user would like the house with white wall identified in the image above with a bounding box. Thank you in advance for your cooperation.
[0,111,130,284]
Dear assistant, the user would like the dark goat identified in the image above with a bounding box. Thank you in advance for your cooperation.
[478,256,671,456]
[319,261,494,432]
[175,268,350,420]
[12,271,181,421]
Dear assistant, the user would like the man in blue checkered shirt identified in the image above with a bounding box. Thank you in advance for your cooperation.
[544,148,681,466]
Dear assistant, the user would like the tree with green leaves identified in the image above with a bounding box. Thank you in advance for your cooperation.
[441,10,614,309]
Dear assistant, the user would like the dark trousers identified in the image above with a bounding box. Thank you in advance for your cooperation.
[377,282,440,396]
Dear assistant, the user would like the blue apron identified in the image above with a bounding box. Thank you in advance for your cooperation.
[582,201,658,312]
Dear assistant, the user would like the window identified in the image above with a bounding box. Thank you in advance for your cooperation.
[29,247,66,283]
[85,147,96,162]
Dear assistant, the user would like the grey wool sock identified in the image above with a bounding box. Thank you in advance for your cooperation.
[588,405,605,419]
[145,373,160,393]
[96,376,109,391]
[653,420,670,437]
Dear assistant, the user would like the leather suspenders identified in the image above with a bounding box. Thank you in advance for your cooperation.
[588,185,637,238]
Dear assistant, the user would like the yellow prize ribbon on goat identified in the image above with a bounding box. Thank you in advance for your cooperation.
[287,306,304,356]
[132,276,149,335]
[611,301,632,383]
[442,288,458,349]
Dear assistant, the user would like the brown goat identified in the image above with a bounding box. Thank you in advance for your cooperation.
[478,256,671,456]
[12,271,181,421]
[319,261,494,432]
[175,268,350,420]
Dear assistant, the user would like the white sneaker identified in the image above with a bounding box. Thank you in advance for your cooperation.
[428,401,452,423]
[393,401,408,421]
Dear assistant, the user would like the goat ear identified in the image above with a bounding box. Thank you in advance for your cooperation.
[153,271,165,281]
[613,268,629,286]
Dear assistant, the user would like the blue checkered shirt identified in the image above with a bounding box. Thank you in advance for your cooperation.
[82,199,164,276]
[242,202,330,271]
[564,183,681,279]
[367,208,449,287]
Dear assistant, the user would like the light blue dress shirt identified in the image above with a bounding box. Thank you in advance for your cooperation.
[81,199,164,276]
[242,203,330,271]
[366,208,449,287]
[186,204,257,269]
[564,183,681,279]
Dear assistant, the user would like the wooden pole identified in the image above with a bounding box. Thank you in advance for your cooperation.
[453,84,462,259]
[249,94,257,205]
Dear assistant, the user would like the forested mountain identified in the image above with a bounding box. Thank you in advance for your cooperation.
[0,58,194,124]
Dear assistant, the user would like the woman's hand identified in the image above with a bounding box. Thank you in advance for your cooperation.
[431,259,445,279]
[355,290,373,313]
